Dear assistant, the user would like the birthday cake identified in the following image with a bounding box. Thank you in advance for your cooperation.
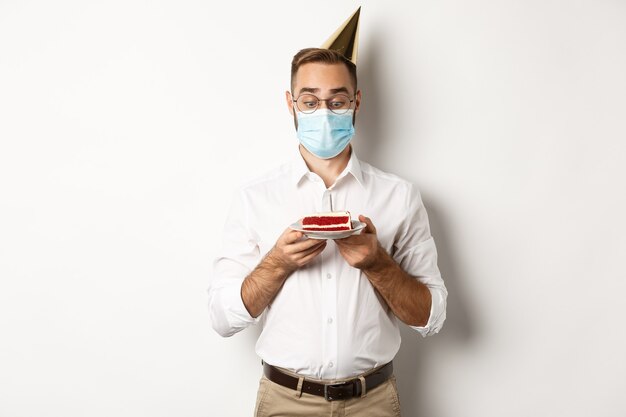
[302,211,352,232]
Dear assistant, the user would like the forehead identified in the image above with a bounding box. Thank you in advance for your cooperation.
[293,62,353,92]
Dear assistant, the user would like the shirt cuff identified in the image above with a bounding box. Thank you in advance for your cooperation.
[211,280,259,337]
[227,281,258,323]
[409,286,446,337]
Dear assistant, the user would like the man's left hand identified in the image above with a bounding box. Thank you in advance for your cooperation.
[335,215,384,270]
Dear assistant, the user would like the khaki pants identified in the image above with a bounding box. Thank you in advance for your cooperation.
[253,372,402,417]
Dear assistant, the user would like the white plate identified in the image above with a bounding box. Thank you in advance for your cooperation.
[289,220,367,240]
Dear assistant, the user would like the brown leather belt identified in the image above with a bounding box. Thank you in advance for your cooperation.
[263,361,393,401]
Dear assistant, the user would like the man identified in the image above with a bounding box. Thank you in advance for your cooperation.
[208,8,447,417]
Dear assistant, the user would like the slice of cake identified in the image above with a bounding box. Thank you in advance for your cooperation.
[302,211,352,232]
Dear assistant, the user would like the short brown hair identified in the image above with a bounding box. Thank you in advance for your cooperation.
[290,48,357,93]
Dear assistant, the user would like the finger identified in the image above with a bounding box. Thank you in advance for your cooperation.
[297,242,327,265]
[358,215,376,234]
[335,234,364,244]
[296,239,327,259]
[334,236,352,244]
[286,236,326,254]
[281,228,304,244]
[291,242,326,266]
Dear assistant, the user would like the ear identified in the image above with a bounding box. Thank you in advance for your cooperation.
[286,90,294,116]
[354,89,362,115]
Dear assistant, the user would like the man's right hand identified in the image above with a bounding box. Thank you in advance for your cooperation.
[266,228,327,276]
[241,227,326,318]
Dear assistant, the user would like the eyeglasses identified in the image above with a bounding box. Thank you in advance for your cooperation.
[293,94,355,115]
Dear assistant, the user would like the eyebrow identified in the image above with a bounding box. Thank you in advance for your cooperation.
[330,87,350,95]
[298,86,351,95]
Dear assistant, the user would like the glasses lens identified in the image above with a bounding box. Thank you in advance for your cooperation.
[296,95,319,113]
[328,95,352,114]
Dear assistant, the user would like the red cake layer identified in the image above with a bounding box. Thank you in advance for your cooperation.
[302,216,350,226]
[302,226,351,231]
[301,211,352,232]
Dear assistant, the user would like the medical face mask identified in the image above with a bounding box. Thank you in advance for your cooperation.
[296,109,355,159]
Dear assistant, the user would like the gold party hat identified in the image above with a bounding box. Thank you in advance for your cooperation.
[320,7,361,65]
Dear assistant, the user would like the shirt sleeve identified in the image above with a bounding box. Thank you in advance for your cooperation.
[392,183,448,337]
[207,188,262,337]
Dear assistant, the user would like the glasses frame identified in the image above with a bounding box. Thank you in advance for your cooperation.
[292,93,355,115]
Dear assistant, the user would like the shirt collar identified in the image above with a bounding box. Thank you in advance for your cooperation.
[291,146,311,186]
[290,145,365,189]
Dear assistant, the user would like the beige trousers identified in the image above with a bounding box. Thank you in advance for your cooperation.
[253,372,402,417]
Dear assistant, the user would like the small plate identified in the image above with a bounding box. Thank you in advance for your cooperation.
[289,220,367,240]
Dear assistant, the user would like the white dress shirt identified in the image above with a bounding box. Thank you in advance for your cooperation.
[208,146,447,380]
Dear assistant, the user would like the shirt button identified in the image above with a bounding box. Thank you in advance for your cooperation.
[327,318,333,324]
[329,362,334,368]
[326,273,332,279]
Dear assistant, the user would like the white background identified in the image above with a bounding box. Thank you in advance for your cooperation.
[1,1,625,416]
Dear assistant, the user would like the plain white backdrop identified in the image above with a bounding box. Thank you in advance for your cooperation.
[1,1,625,416]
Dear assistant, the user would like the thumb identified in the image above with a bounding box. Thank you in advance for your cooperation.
[358,215,376,234]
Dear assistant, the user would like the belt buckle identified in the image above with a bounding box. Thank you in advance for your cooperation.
[324,381,352,401]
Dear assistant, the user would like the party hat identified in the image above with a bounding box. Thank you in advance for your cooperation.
[320,7,361,65]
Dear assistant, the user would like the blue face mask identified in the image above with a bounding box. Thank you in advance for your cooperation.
[296,109,355,159]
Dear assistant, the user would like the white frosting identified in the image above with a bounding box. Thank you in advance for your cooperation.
[308,211,350,217]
